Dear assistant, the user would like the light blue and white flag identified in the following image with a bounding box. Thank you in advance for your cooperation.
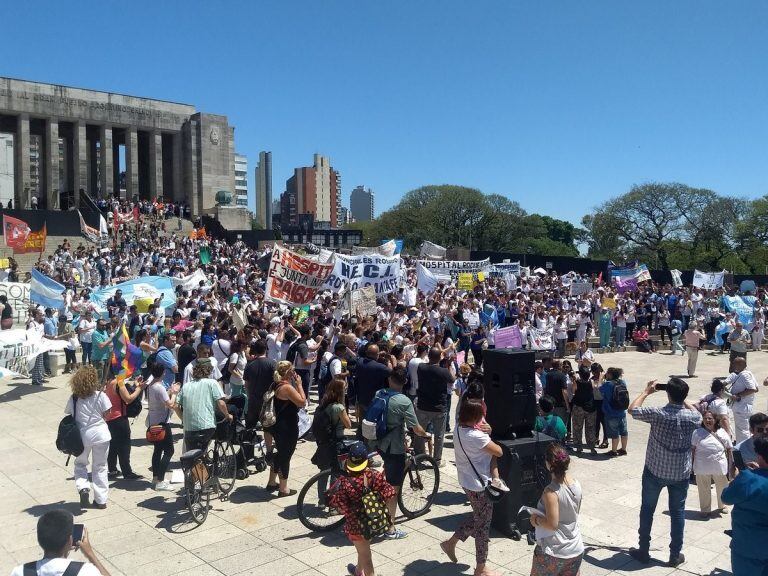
[30,269,66,310]
[90,276,175,312]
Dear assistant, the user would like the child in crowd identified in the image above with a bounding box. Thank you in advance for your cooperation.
[328,441,396,576]
[458,375,509,493]
[534,395,568,441]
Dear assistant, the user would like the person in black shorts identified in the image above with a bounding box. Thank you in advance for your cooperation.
[375,366,429,539]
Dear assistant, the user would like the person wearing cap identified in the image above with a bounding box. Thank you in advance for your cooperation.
[327,441,397,576]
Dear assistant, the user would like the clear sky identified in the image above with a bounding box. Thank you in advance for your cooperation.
[4,1,768,225]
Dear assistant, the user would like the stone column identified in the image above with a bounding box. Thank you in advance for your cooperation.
[14,114,30,208]
[172,132,183,203]
[148,130,163,201]
[125,126,138,200]
[73,121,87,208]
[45,118,59,209]
[99,125,113,199]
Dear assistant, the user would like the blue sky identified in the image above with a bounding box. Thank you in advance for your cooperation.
[4,1,768,226]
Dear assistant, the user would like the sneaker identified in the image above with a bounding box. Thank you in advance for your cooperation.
[154,481,175,492]
[384,527,407,539]
[617,449,628,456]
[107,470,121,480]
[122,472,142,480]
[668,553,685,567]
[628,548,650,564]
[79,488,90,508]
[490,478,510,492]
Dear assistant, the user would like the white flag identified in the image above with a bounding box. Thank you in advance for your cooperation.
[670,269,683,288]
[416,263,438,294]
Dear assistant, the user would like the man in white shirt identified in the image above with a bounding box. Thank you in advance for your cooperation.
[183,344,222,385]
[406,344,428,401]
[11,509,110,575]
[728,357,759,443]
[211,334,231,373]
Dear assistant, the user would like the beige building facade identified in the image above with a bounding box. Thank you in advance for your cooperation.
[0,77,235,215]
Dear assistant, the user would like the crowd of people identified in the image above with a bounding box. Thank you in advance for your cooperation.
[9,209,768,575]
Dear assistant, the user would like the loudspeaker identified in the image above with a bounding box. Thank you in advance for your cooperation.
[491,434,555,539]
[483,349,536,439]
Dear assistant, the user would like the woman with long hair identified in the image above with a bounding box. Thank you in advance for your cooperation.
[265,360,307,497]
[692,411,733,517]
[103,371,145,481]
[441,399,503,576]
[66,367,113,509]
[529,443,584,576]
[312,377,352,472]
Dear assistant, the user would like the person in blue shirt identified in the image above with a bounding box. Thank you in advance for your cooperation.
[42,308,58,377]
[599,367,628,456]
[155,331,178,389]
[722,436,768,575]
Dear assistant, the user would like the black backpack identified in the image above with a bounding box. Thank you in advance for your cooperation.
[610,380,630,411]
[24,560,83,576]
[56,396,84,465]
[124,383,143,418]
[145,347,164,373]
[311,405,335,445]
[215,342,231,383]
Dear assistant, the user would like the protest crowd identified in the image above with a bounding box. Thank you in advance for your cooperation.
[6,207,768,576]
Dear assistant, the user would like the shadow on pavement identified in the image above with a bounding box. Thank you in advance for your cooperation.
[24,500,85,518]
[0,382,52,403]
[401,559,470,575]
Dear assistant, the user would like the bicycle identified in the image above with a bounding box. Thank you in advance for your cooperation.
[297,435,440,532]
[179,418,238,525]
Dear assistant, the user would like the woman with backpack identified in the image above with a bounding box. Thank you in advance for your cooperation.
[104,372,145,481]
[441,399,504,576]
[265,361,306,497]
[65,366,113,509]
[328,441,396,576]
[692,411,733,517]
[599,367,629,456]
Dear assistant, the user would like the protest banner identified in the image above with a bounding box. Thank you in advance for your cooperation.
[3,214,46,255]
[492,261,521,275]
[615,276,637,294]
[457,273,475,291]
[265,245,335,307]
[416,258,490,281]
[420,240,447,260]
[90,276,176,311]
[0,281,30,314]
[528,327,554,350]
[569,282,592,297]
[692,269,726,289]
[723,295,756,325]
[352,240,396,257]
[170,269,212,293]
[416,263,438,294]
[78,211,104,243]
[351,286,377,317]
[0,328,68,377]
[611,263,651,282]
[671,269,683,288]
[494,325,522,348]
[323,253,401,295]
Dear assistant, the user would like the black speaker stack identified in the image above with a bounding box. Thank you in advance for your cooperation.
[481,348,555,539]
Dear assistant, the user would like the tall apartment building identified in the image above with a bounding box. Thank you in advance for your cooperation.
[339,206,351,225]
[255,151,272,228]
[281,154,340,228]
[234,153,248,207]
[350,185,374,222]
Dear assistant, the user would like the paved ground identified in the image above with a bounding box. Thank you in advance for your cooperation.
[1,348,755,576]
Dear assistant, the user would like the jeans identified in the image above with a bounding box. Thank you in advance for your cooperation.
[414,409,446,464]
[151,423,174,481]
[614,326,626,348]
[81,342,92,365]
[107,416,134,475]
[638,467,689,557]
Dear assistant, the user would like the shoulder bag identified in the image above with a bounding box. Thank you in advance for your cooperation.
[455,425,504,502]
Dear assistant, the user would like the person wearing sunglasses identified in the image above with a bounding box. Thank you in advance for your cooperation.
[734,412,768,469]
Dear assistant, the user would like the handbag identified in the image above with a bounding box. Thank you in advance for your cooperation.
[455,425,504,502]
[146,424,167,443]
[259,382,279,428]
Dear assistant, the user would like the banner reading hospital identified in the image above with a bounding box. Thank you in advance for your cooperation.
[265,245,335,307]
[416,258,490,282]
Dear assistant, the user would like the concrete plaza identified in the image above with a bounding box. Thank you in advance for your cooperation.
[1,347,754,576]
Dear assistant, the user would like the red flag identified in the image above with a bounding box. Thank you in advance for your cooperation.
[597,271,603,286]
[133,205,139,222]
[3,215,31,251]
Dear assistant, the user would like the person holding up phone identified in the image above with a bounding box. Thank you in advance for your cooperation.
[11,509,111,575]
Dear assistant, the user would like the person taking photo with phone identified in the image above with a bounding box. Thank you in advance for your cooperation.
[11,509,111,575]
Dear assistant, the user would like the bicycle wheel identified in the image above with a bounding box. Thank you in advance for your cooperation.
[398,453,439,518]
[213,441,238,496]
[297,469,345,532]
[183,463,210,525]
